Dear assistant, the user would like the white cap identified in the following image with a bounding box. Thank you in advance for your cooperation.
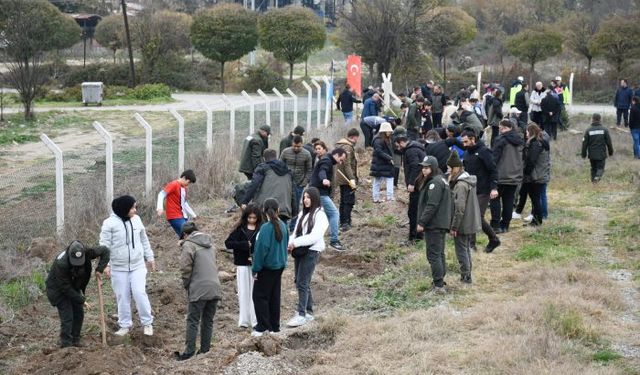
[517,76,524,81]
[555,76,562,81]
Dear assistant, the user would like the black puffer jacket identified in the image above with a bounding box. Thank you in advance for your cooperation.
[310,154,336,196]
[370,134,395,178]
[424,140,450,174]
[462,140,497,195]
[225,224,260,266]
[402,141,426,186]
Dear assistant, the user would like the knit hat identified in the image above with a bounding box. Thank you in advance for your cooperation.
[112,195,136,221]
[67,240,86,266]
[447,150,463,168]
[259,124,272,135]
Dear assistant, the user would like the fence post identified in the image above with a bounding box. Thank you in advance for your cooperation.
[257,89,270,126]
[222,94,236,151]
[272,88,285,135]
[301,81,313,133]
[569,72,575,106]
[198,100,213,151]
[381,73,392,111]
[241,90,255,134]
[134,113,153,196]
[311,79,322,129]
[169,109,185,173]
[477,71,482,92]
[286,88,298,128]
[93,121,113,209]
[40,134,64,237]
[322,76,331,128]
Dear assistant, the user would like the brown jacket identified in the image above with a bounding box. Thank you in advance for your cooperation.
[334,138,357,186]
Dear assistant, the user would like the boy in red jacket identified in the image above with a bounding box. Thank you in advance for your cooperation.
[157,170,197,238]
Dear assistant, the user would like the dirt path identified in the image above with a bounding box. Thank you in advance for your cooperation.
[588,192,640,362]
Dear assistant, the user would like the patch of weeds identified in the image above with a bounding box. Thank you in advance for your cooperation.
[607,192,640,253]
[543,303,599,343]
[592,349,622,363]
[383,242,408,265]
[515,244,586,263]
[367,214,397,229]
[0,269,46,310]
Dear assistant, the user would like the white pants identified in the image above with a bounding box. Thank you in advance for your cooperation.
[372,177,394,201]
[236,266,257,328]
[111,267,153,329]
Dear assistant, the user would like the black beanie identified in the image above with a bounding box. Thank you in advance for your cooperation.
[112,195,136,221]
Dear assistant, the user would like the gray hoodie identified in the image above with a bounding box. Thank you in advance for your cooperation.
[180,232,221,302]
[450,171,482,234]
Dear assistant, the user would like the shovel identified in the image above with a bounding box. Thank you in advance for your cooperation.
[96,273,107,347]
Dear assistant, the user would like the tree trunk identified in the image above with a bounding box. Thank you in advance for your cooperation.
[220,61,225,93]
[23,99,33,121]
[530,61,535,90]
[289,62,294,86]
[443,55,447,91]
[587,56,592,75]
[113,49,117,65]
[305,59,308,78]
[438,56,443,74]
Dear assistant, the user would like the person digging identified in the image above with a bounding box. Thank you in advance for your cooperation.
[45,240,110,348]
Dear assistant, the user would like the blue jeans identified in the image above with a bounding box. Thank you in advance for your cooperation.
[343,111,354,123]
[294,250,319,316]
[320,195,340,243]
[631,129,640,159]
[169,217,187,238]
[289,185,305,231]
[540,183,548,219]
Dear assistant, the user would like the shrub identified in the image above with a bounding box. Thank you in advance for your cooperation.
[126,84,172,100]
[62,63,137,87]
[242,64,287,92]
[42,86,82,102]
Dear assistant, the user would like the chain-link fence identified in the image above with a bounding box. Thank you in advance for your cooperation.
[0,93,327,251]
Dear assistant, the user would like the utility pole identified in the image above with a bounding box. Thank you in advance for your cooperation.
[121,0,136,88]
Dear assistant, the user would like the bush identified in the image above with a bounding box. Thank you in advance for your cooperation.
[42,86,82,102]
[241,64,287,92]
[126,83,172,100]
[61,63,139,87]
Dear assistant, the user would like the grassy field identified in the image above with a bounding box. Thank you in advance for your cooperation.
[0,111,639,373]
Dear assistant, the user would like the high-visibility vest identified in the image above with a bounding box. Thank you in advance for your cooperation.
[563,85,571,105]
[509,84,522,106]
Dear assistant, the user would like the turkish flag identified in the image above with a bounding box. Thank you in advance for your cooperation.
[346,55,362,97]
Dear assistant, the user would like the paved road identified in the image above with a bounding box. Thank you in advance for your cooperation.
[2,92,618,115]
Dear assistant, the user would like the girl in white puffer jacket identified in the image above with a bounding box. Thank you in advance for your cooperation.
[100,195,155,337]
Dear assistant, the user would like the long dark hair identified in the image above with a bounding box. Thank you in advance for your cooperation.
[234,203,263,231]
[263,198,283,242]
[295,187,321,236]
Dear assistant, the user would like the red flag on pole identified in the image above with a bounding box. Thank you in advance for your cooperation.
[346,55,362,97]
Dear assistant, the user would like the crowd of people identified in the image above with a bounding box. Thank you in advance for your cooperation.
[45,75,626,359]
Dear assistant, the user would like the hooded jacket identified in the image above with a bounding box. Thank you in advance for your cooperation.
[523,137,550,184]
[402,141,426,186]
[515,89,528,112]
[243,160,294,219]
[487,97,504,127]
[239,132,268,175]
[370,134,395,178]
[290,208,329,252]
[493,129,524,185]
[335,138,358,186]
[406,102,422,132]
[458,110,484,136]
[310,154,337,196]
[180,232,221,302]
[280,146,313,186]
[582,122,614,161]
[417,156,452,231]
[529,88,546,112]
[46,243,110,306]
[450,171,482,234]
[462,140,497,195]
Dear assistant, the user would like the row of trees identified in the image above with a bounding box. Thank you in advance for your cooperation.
[1,1,327,119]
[95,4,326,92]
[338,0,640,89]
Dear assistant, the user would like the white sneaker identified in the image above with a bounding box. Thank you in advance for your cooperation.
[512,212,522,219]
[251,330,265,337]
[143,325,153,336]
[114,327,129,336]
[305,313,315,322]
[286,314,307,327]
[524,214,533,222]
